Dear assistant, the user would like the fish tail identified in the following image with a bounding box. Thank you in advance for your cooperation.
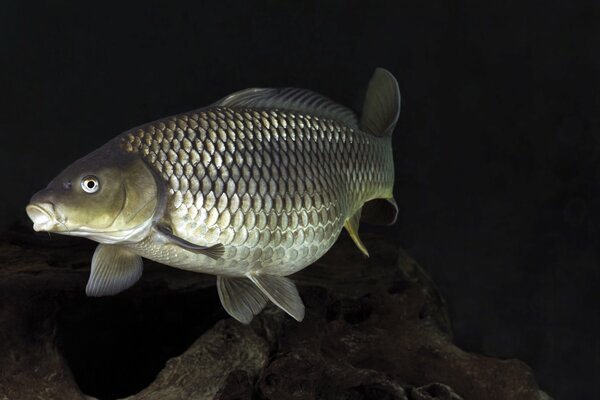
[359,68,401,137]
[351,68,400,230]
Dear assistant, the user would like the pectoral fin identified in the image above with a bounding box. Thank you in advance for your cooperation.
[86,244,143,297]
[247,274,305,322]
[217,276,269,324]
[344,208,370,257]
[154,224,225,260]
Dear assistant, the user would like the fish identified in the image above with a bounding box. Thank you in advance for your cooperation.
[26,68,400,324]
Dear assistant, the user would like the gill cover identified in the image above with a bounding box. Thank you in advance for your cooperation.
[27,142,161,243]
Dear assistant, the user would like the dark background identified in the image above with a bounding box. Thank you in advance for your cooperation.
[1,1,598,398]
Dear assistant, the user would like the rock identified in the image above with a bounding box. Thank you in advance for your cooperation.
[0,227,551,400]
[126,320,269,400]
[409,383,463,400]
[214,370,253,400]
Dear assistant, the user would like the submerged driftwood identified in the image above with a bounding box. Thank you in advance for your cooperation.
[0,228,550,400]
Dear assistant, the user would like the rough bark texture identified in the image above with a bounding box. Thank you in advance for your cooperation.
[0,228,551,400]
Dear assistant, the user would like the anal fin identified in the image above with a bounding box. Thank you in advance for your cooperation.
[247,274,305,322]
[217,276,269,324]
[86,244,143,297]
[344,208,370,257]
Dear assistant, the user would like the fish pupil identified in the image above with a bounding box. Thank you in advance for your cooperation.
[81,176,99,193]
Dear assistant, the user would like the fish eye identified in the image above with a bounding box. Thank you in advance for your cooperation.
[81,176,100,194]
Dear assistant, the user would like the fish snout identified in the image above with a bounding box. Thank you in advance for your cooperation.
[27,189,63,232]
[26,202,59,232]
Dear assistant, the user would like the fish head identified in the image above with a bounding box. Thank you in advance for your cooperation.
[26,143,162,243]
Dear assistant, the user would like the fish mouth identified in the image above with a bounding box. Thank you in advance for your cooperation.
[26,203,60,232]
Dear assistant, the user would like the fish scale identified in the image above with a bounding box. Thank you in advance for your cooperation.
[122,107,391,276]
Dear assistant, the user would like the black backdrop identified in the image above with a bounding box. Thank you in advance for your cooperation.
[2,1,599,398]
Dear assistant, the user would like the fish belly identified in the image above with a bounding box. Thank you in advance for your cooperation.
[122,106,392,277]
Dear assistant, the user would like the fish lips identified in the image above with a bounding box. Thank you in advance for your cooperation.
[26,202,61,232]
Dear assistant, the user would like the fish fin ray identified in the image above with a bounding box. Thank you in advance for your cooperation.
[344,208,370,257]
[217,276,269,324]
[216,87,359,128]
[196,243,225,260]
[360,68,401,137]
[86,244,143,297]
[154,224,224,260]
[247,274,305,322]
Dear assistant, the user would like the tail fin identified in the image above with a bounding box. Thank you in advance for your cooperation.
[360,68,401,137]
[357,68,400,227]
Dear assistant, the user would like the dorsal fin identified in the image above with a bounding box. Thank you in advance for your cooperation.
[216,87,359,128]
